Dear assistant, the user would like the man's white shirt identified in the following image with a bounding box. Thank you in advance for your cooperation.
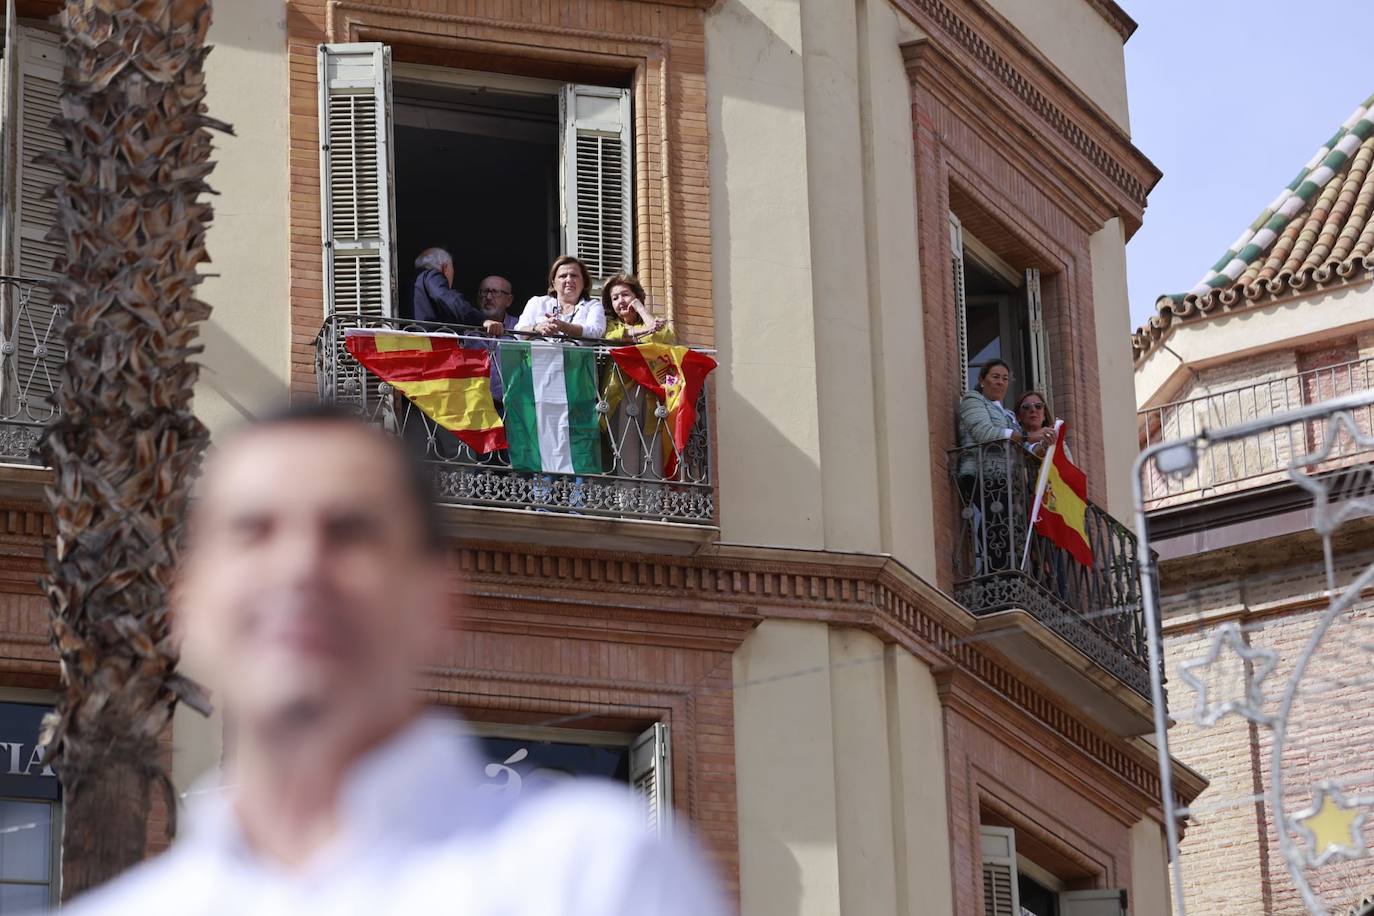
[55,714,726,915]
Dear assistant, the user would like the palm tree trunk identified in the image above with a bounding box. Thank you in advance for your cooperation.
[39,0,228,898]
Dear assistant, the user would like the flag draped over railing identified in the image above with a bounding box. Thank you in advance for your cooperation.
[610,343,717,478]
[1022,420,1094,568]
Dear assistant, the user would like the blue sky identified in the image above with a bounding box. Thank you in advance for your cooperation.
[1122,0,1370,329]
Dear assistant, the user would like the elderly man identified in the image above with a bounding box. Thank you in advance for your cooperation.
[412,248,503,336]
[61,406,724,915]
[476,275,517,331]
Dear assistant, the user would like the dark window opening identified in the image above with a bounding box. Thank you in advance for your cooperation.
[963,257,1032,395]
[393,79,559,319]
[1018,872,1059,916]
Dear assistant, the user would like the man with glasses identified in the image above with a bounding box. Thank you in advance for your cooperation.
[476,275,517,333]
[412,248,503,337]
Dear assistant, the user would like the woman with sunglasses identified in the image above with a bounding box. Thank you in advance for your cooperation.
[1013,390,1069,460]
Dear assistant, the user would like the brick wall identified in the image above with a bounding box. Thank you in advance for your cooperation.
[1162,540,1374,914]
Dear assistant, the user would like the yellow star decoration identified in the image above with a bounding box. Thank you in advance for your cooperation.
[1295,784,1367,867]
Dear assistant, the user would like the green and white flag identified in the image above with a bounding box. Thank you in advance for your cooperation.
[499,341,604,474]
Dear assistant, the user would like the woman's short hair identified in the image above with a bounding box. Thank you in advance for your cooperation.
[546,255,592,299]
[975,359,1011,392]
[601,272,647,322]
[1014,389,1055,426]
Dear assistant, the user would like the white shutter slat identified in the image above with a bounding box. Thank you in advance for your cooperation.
[7,26,64,417]
[1025,267,1053,408]
[318,42,395,321]
[980,826,1021,916]
[561,85,632,289]
[950,213,969,394]
[629,722,671,838]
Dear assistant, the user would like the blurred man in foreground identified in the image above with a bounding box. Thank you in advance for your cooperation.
[61,405,724,915]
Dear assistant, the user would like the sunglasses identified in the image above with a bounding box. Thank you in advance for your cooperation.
[1019,402,1045,410]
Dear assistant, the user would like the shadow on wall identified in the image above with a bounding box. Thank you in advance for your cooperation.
[707,0,823,549]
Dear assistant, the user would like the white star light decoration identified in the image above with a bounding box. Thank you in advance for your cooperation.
[1178,622,1278,726]
[1293,781,1370,868]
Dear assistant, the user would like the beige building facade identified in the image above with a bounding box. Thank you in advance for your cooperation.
[0,0,1196,912]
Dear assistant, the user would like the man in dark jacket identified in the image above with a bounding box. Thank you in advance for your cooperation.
[412,248,503,336]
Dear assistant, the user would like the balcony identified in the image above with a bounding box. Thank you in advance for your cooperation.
[950,441,1153,732]
[1137,358,1374,511]
[315,314,717,552]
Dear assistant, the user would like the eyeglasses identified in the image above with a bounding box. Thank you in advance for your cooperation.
[478,288,512,298]
[1019,402,1045,411]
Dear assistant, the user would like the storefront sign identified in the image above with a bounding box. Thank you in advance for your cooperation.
[0,703,58,800]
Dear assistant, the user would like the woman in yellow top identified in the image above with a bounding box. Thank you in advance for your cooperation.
[602,272,674,344]
[600,272,674,478]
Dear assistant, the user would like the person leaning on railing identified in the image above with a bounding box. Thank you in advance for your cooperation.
[956,360,1049,569]
[603,272,674,345]
[514,255,607,341]
[600,272,674,478]
[1013,389,1069,461]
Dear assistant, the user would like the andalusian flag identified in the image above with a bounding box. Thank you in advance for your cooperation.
[344,329,507,453]
[1025,420,1094,567]
[499,341,603,474]
[610,344,718,478]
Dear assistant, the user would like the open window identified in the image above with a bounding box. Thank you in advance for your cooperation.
[950,214,1053,408]
[0,20,64,416]
[980,825,1126,916]
[469,720,671,837]
[317,42,633,321]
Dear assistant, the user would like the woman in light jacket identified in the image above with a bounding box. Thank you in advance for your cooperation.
[514,255,607,341]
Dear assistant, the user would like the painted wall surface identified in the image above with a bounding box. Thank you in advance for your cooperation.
[171,0,291,796]
[709,0,937,576]
[1129,818,1170,916]
[1089,218,1137,518]
[733,620,952,915]
[982,0,1130,130]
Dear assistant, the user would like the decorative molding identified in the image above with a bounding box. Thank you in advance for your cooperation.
[1086,0,1137,41]
[897,0,1158,224]
[456,539,1200,808]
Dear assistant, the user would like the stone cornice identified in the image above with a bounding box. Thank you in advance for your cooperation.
[1086,0,1137,41]
[456,539,1202,809]
[897,0,1159,234]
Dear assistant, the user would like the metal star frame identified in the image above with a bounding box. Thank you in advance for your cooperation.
[1177,621,1278,727]
[1293,781,1370,868]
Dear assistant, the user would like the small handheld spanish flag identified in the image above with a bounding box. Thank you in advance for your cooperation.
[1027,420,1093,567]
[344,329,508,454]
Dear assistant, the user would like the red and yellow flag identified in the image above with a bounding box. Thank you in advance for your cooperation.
[609,343,717,478]
[344,329,507,454]
[1031,421,1094,567]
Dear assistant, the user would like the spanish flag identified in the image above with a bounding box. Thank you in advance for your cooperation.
[343,329,508,454]
[609,343,717,478]
[1029,420,1093,567]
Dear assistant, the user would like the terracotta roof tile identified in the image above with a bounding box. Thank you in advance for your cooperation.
[1133,93,1374,362]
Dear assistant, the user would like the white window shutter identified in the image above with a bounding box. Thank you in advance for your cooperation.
[1025,267,1052,407]
[980,825,1021,916]
[950,212,969,394]
[318,42,396,321]
[560,84,631,289]
[630,722,671,838]
[2,25,64,414]
[1059,888,1127,915]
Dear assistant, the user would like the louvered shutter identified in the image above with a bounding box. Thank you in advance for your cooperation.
[630,722,671,838]
[560,84,631,290]
[1059,888,1127,915]
[1025,267,1052,409]
[1,26,63,416]
[980,826,1020,916]
[318,43,395,322]
[950,213,971,394]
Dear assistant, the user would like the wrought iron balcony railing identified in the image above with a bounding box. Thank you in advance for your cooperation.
[950,440,1150,697]
[315,313,714,525]
[0,276,62,465]
[1136,357,1374,509]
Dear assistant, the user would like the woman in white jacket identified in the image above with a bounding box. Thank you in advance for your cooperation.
[514,255,607,341]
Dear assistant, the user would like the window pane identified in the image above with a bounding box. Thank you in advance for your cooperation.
[0,802,49,882]
[0,881,48,913]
